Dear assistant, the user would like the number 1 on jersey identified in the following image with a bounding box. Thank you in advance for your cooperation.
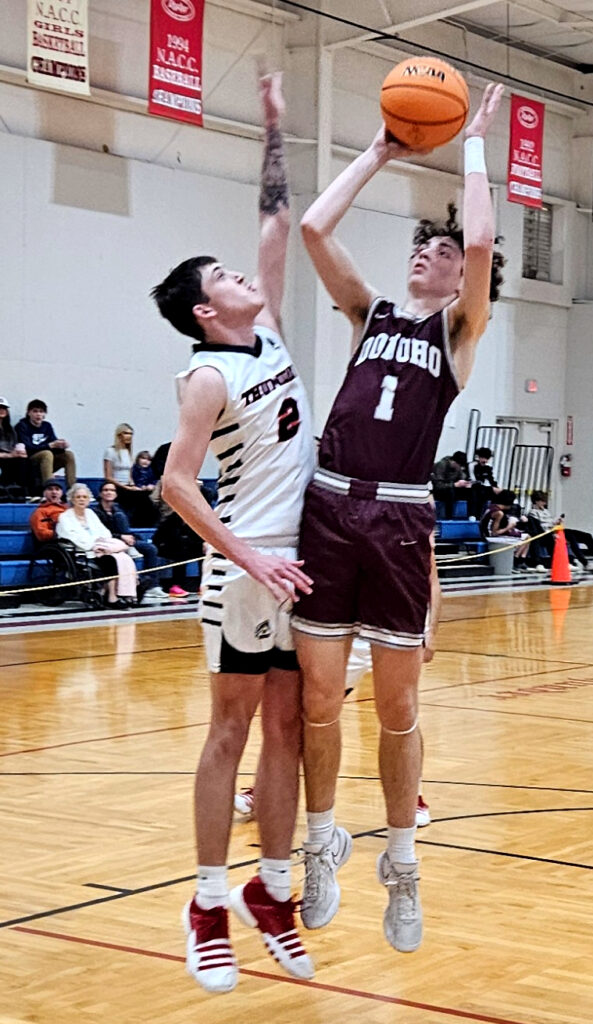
[374,374,398,422]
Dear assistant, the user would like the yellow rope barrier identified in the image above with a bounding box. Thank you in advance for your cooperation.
[0,526,565,597]
[1,555,205,598]
[434,525,560,565]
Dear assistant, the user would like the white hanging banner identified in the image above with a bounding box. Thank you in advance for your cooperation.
[27,0,90,95]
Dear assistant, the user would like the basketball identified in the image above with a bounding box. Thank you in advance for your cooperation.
[380,57,469,150]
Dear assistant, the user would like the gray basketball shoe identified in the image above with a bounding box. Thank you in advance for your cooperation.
[376,852,423,952]
[300,826,353,929]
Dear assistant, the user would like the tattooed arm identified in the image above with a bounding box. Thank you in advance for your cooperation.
[255,72,290,332]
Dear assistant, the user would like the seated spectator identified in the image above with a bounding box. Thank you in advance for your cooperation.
[527,490,589,571]
[151,477,203,597]
[470,446,501,519]
[480,489,531,572]
[432,450,472,517]
[56,483,137,610]
[472,447,498,488]
[0,397,28,499]
[29,479,67,542]
[103,424,157,527]
[94,480,167,600]
[16,399,76,490]
[132,450,156,491]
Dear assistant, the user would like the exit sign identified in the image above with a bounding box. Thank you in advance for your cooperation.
[525,379,538,393]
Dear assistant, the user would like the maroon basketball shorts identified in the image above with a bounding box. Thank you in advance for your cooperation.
[292,469,435,649]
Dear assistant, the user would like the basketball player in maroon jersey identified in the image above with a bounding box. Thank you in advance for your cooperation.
[291,82,505,952]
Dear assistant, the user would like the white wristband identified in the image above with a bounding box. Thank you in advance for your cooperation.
[464,136,486,175]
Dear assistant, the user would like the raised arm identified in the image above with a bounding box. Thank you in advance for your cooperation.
[300,129,413,328]
[162,368,313,603]
[448,83,504,386]
[255,72,290,332]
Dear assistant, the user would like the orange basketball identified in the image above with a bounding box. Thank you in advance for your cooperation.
[380,57,469,151]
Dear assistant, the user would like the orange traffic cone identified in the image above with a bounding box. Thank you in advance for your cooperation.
[550,526,572,585]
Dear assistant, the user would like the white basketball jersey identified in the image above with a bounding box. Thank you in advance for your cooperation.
[176,326,315,545]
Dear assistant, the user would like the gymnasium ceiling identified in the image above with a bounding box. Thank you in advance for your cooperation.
[271,1,593,74]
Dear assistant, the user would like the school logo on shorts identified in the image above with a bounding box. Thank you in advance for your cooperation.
[255,620,272,639]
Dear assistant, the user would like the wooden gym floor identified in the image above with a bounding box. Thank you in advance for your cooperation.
[1,584,592,1024]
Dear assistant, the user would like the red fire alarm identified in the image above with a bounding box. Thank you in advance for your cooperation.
[525,379,538,393]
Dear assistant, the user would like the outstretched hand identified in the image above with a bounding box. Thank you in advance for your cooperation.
[259,70,285,126]
[465,82,504,139]
[245,550,313,605]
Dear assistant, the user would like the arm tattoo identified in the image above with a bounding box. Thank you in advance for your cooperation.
[259,123,289,216]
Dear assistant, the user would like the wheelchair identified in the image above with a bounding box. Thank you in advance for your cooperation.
[28,540,106,609]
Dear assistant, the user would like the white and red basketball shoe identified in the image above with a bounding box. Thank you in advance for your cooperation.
[416,796,431,827]
[234,787,255,821]
[230,876,314,979]
[182,898,238,994]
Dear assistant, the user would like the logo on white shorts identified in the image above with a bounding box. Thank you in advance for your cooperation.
[255,620,272,639]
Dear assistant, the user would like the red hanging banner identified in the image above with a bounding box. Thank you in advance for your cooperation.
[507,94,544,208]
[149,0,204,126]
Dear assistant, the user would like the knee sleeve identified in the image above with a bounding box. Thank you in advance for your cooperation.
[381,716,419,737]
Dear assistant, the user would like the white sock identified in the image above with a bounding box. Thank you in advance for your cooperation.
[387,825,417,866]
[306,809,335,849]
[259,858,291,903]
[196,864,229,910]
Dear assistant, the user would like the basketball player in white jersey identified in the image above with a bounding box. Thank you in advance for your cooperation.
[152,73,315,994]
[292,82,504,953]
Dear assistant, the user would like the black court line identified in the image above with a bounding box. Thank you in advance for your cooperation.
[346,664,591,705]
[4,770,593,798]
[441,604,589,625]
[435,648,592,666]
[417,839,593,870]
[429,806,593,825]
[0,826,386,930]
[422,664,590,695]
[84,883,132,894]
[3,810,591,930]
[421,702,593,725]
[0,641,202,671]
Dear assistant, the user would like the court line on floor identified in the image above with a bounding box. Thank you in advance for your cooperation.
[0,720,212,758]
[9,925,536,1024]
[4,810,591,930]
[0,641,202,671]
[417,838,593,869]
[2,772,593,798]
[421,664,591,694]
[421,702,593,725]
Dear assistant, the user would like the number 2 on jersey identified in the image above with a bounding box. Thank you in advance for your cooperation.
[374,375,398,422]
[277,397,301,441]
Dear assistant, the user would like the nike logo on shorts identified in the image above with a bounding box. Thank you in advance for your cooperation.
[400,540,418,546]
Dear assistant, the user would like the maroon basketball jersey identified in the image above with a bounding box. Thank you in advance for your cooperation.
[318,298,459,484]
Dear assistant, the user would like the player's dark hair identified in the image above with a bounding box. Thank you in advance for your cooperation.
[413,203,506,302]
[151,256,217,344]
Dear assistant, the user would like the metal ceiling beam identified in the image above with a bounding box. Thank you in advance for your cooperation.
[510,0,593,36]
[326,0,501,52]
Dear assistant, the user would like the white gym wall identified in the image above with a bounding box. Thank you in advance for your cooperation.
[2,0,593,525]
